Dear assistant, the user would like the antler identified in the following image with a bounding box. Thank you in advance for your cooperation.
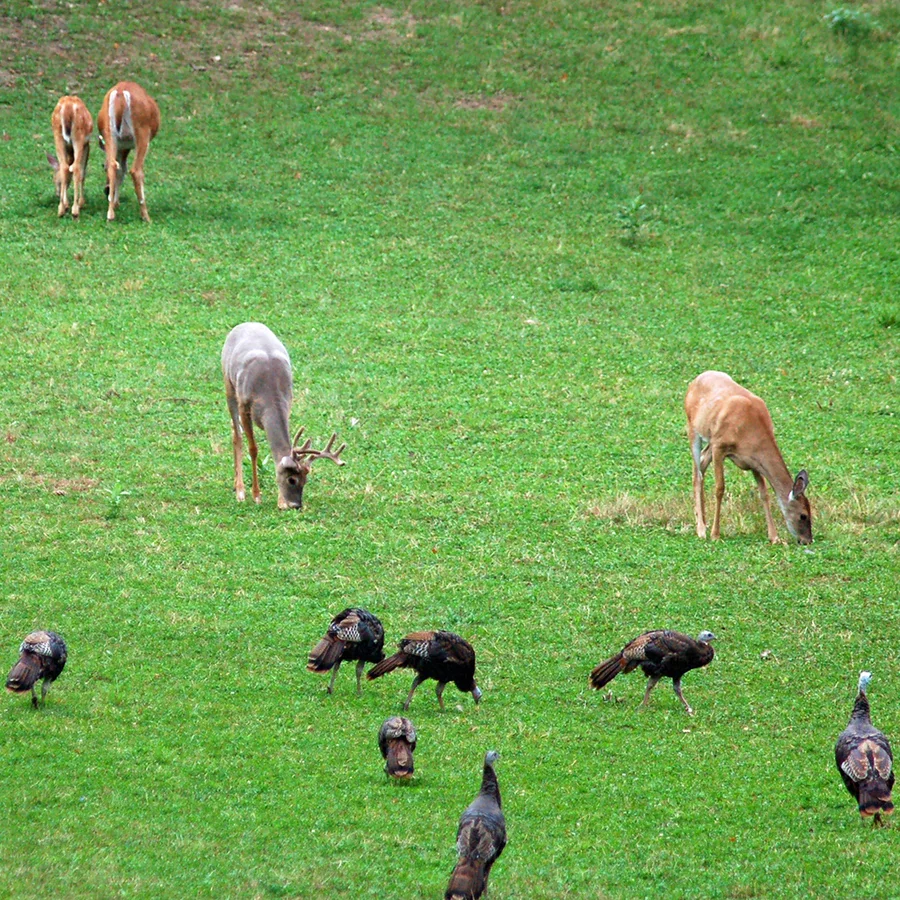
[293,431,346,467]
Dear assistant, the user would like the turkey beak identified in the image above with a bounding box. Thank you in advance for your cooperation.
[472,686,483,704]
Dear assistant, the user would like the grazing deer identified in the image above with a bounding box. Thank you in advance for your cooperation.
[222,322,346,509]
[685,370,811,544]
[47,95,93,218]
[96,81,160,222]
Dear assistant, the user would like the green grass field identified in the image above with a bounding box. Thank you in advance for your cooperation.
[1,1,898,897]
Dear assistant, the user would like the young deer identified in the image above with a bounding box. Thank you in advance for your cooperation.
[685,370,811,544]
[222,322,346,509]
[96,81,160,222]
[47,95,93,218]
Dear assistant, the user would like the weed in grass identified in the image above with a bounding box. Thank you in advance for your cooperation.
[615,194,652,247]
[102,486,132,521]
[823,7,879,42]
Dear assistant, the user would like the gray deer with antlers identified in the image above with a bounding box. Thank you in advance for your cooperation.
[222,322,345,509]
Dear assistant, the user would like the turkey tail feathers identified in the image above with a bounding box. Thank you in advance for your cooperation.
[859,781,894,818]
[445,859,486,900]
[6,655,41,693]
[367,652,406,680]
[307,636,344,673]
[385,741,414,778]
[590,653,624,689]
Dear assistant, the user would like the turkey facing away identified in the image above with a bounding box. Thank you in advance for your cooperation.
[378,716,417,779]
[367,631,481,710]
[590,629,715,715]
[6,631,68,708]
[835,671,894,825]
[446,750,507,900]
[307,608,385,695]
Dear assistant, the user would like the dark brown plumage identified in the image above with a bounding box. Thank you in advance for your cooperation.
[367,630,481,710]
[378,716,417,779]
[835,671,894,825]
[6,630,67,708]
[445,750,506,900]
[307,608,385,696]
[589,629,715,715]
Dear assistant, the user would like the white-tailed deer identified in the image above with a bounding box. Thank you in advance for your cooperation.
[222,322,346,509]
[47,95,93,218]
[685,370,811,544]
[96,81,160,222]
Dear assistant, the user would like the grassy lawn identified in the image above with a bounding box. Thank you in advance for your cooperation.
[0,1,898,897]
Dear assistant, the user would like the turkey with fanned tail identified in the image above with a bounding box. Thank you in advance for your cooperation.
[445,750,506,900]
[835,671,894,825]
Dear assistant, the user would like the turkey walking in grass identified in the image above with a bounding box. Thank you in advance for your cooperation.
[6,631,67,708]
[367,630,481,710]
[590,629,715,715]
[307,608,385,696]
[378,716,417,779]
[445,750,507,900]
[835,671,894,826]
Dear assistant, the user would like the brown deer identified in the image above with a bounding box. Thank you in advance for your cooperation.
[96,81,160,222]
[222,322,345,509]
[685,370,811,544]
[47,95,93,218]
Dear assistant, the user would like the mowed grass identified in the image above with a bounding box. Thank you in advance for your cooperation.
[0,0,898,897]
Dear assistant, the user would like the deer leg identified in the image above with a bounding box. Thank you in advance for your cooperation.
[71,140,87,218]
[436,681,447,711]
[640,676,660,707]
[225,381,246,501]
[327,661,341,695]
[104,142,120,220]
[752,470,781,544]
[673,678,694,716]
[130,132,152,223]
[690,430,707,538]
[355,660,365,696]
[403,674,424,711]
[239,410,261,503]
[52,134,70,216]
[711,447,726,540]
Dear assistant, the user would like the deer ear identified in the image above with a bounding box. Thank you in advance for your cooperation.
[280,455,300,472]
[789,470,809,501]
[47,153,59,170]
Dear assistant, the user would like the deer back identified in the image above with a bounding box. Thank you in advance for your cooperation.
[222,323,294,427]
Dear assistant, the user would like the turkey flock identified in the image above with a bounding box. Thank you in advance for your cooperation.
[7,318,894,899]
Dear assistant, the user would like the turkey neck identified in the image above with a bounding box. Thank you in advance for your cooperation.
[849,691,872,726]
[480,763,501,807]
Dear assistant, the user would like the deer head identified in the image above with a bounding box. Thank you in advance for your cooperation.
[276,428,346,510]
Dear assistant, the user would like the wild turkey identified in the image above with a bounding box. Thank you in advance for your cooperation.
[367,631,481,710]
[590,629,715,715]
[378,716,417,779]
[6,631,68,708]
[445,750,507,900]
[835,671,894,825]
[307,608,385,695]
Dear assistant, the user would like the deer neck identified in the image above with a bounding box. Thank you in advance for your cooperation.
[260,403,293,461]
[755,443,795,511]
